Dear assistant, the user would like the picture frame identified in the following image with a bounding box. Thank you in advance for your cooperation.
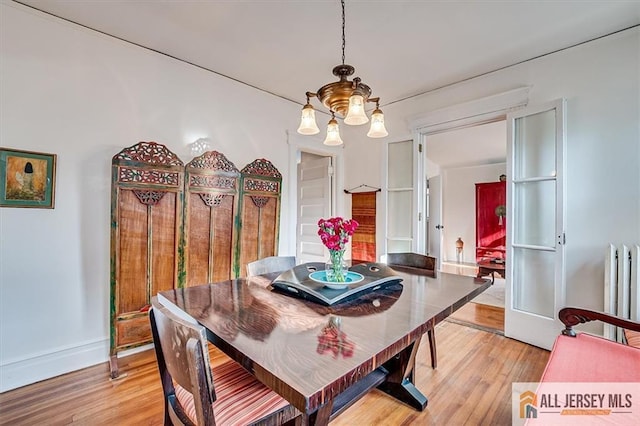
[0,148,57,209]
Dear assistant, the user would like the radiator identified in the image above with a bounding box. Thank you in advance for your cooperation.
[604,244,640,341]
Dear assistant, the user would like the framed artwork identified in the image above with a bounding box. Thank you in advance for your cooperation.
[0,148,57,208]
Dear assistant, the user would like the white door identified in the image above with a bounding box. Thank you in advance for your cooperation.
[297,155,332,264]
[386,140,417,253]
[427,175,442,269]
[505,99,566,350]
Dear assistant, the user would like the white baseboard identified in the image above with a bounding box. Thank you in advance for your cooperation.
[0,338,109,393]
[117,343,153,358]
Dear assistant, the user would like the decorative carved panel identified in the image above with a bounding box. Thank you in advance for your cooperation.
[184,151,240,286]
[133,190,166,206]
[114,141,183,165]
[237,159,282,277]
[110,142,184,379]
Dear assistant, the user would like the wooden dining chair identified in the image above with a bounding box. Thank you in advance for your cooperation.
[381,252,437,278]
[246,256,296,277]
[149,297,300,426]
[381,252,439,369]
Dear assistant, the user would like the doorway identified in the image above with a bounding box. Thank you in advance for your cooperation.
[425,120,507,273]
[425,120,507,333]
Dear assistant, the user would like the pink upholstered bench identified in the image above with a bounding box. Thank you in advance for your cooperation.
[524,309,640,424]
[540,308,640,383]
[625,328,640,349]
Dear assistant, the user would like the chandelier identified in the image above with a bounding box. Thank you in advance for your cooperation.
[297,0,388,145]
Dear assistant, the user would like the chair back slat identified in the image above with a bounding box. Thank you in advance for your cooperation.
[150,298,216,419]
[383,252,437,277]
[246,256,296,276]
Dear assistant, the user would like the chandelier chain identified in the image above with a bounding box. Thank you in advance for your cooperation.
[341,0,346,65]
[296,0,387,141]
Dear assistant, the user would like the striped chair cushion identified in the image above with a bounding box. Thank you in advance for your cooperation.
[175,359,290,425]
[625,328,640,348]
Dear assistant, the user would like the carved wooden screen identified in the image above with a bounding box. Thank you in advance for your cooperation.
[236,159,282,277]
[110,141,184,378]
[183,151,239,286]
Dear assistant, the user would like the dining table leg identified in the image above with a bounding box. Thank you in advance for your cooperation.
[302,400,334,426]
[376,339,428,411]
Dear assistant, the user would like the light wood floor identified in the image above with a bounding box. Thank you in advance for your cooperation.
[449,302,505,334]
[0,321,548,426]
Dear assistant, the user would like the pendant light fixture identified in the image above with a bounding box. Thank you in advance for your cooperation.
[297,0,388,145]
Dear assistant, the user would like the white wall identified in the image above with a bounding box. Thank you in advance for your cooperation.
[442,163,507,263]
[0,3,301,391]
[346,28,640,312]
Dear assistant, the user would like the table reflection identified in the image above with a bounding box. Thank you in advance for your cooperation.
[316,316,355,358]
[173,276,404,345]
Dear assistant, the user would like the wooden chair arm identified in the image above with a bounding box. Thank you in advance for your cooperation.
[559,307,640,337]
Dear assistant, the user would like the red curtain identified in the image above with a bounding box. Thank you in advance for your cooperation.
[351,191,377,262]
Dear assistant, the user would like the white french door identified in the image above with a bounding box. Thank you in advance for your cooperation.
[385,140,419,254]
[505,99,566,350]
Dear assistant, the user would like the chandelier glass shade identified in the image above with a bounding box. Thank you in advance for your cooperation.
[367,107,388,138]
[323,113,344,146]
[297,104,320,135]
[344,94,368,125]
[297,0,388,145]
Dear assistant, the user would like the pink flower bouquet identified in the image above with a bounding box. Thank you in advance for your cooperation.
[317,217,359,282]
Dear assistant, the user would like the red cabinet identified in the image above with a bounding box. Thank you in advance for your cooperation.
[475,181,506,262]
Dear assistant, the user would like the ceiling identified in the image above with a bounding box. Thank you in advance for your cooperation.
[12,1,639,167]
[427,120,506,169]
[15,0,640,110]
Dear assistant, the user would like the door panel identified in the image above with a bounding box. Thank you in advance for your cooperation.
[386,140,415,253]
[297,155,332,264]
[513,180,556,248]
[427,175,442,266]
[511,247,555,317]
[505,99,566,350]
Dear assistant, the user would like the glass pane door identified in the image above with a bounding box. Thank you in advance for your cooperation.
[386,140,414,253]
[512,108,556,316]
[506,99,566,350]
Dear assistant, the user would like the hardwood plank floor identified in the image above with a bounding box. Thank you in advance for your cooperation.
[448,302,505,334]
[0,321,548,426]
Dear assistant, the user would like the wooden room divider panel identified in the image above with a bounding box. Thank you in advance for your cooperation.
[110,145,283,378]
[237,159,282,278]
[110,142,184,378]
[183,151,240,286]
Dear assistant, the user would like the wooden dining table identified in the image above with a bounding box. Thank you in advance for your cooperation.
[158,263,491,425]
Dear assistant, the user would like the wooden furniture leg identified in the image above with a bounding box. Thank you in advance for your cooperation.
[427,329,437,369]
[303,401,334,426]
[377,339,428,411]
